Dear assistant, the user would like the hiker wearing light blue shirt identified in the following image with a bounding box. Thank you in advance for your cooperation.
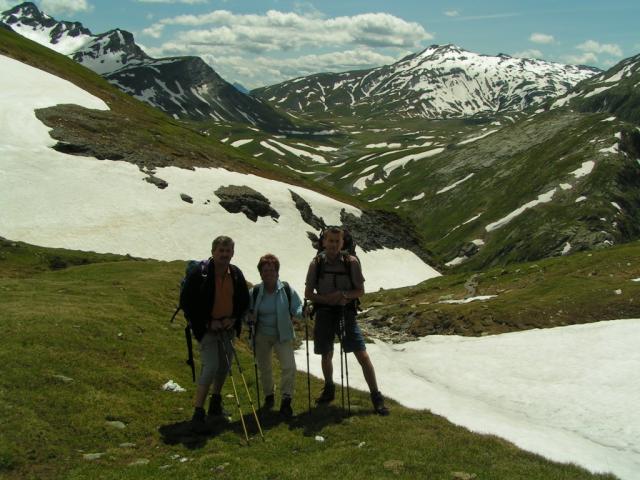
[248,253,303,417]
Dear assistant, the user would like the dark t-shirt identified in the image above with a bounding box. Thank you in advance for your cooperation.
[305,253,365,295]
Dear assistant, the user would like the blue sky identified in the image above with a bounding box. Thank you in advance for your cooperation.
[4,0,640,88]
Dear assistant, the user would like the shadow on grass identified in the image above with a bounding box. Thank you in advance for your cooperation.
[158,403,373,448]
[158,413,259,449]
[287,403,371,437]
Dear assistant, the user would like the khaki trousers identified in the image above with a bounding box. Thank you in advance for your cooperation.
[254,332,296,398]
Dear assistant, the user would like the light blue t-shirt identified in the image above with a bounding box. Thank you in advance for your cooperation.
[257,291,278,337]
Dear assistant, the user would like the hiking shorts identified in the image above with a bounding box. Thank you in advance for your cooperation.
[198,331,230,386]
[313,306,365,355]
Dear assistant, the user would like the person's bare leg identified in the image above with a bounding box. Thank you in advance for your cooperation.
[321,351,334,384]
[354,350,378,393]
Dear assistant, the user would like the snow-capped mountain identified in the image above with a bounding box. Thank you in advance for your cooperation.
[254,45,599,119]
[71,29,151,75]
[1,2,91,55]
[104,55,293,125]
[1,2,293,129]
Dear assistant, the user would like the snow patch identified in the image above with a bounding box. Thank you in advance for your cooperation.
[571,161,595,178]
[230,139,253,148]
[436,173,474,194]
[486,188,557,232]
[439,295,496,304]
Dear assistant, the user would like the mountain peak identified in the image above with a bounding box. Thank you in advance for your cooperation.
[3,2,40,15]
[2,2,48,22]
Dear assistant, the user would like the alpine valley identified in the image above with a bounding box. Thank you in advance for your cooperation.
[1,2,640,480]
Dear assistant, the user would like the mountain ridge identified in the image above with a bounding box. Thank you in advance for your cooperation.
[253,44,599,120]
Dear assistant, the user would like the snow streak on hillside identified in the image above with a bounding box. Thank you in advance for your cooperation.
[0,55,439,292]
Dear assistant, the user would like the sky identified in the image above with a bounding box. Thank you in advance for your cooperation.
[2,0,639,88]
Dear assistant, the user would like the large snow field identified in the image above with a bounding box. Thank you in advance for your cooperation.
[296,319,640,480]
[0,55,439,292]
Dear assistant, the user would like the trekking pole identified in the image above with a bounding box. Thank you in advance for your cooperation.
[219,335,249,444]
[342,306,351,416]
[225,330,265,441]
[303,299,311,414]
[338,313,345,411]
[250,322,261,411]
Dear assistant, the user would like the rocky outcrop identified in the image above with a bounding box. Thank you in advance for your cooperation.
[289,190,325,230]
[215,185,279,222]
[144,175,168,189]
[340,210,437,266]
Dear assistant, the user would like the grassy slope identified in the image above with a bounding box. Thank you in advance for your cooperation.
[362,239,640,338]
[317,107,640,270]
[0,238,618,480]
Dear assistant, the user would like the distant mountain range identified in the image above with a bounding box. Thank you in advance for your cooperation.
[1,2,294,131]
[254,45,600,120]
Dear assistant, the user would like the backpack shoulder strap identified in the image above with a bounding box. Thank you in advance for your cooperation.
[314,254,324,284]
[282,281,292,311]
[251,286,259,311]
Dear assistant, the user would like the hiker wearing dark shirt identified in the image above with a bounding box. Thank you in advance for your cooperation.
[304,226,389,415]
[180,235,250,432]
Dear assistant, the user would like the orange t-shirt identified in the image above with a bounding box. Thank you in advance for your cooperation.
[211,268,234,319]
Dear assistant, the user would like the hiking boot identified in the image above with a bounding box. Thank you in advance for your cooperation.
[208,393,230,419]
[279,396,293,418]
[316,383,335,404]
[371,391,390,416]
[264,394,275,410]
[191,407,208,433]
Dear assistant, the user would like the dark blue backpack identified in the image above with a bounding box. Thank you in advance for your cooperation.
[170,259,210,381]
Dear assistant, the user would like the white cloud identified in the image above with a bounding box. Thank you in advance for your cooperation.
[577,40,622,57]
[0,0,15,11]
[38,0,91,15]
[529,32,554,44]
[453,12,521,21]
[135,0,208,4]
[142,10,432,51]
[195,48,403,89]
[444,10,459,17]
[563,52,598,65]
[513,49,544,59]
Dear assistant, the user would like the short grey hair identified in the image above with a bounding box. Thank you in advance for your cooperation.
[211,235,234,251]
